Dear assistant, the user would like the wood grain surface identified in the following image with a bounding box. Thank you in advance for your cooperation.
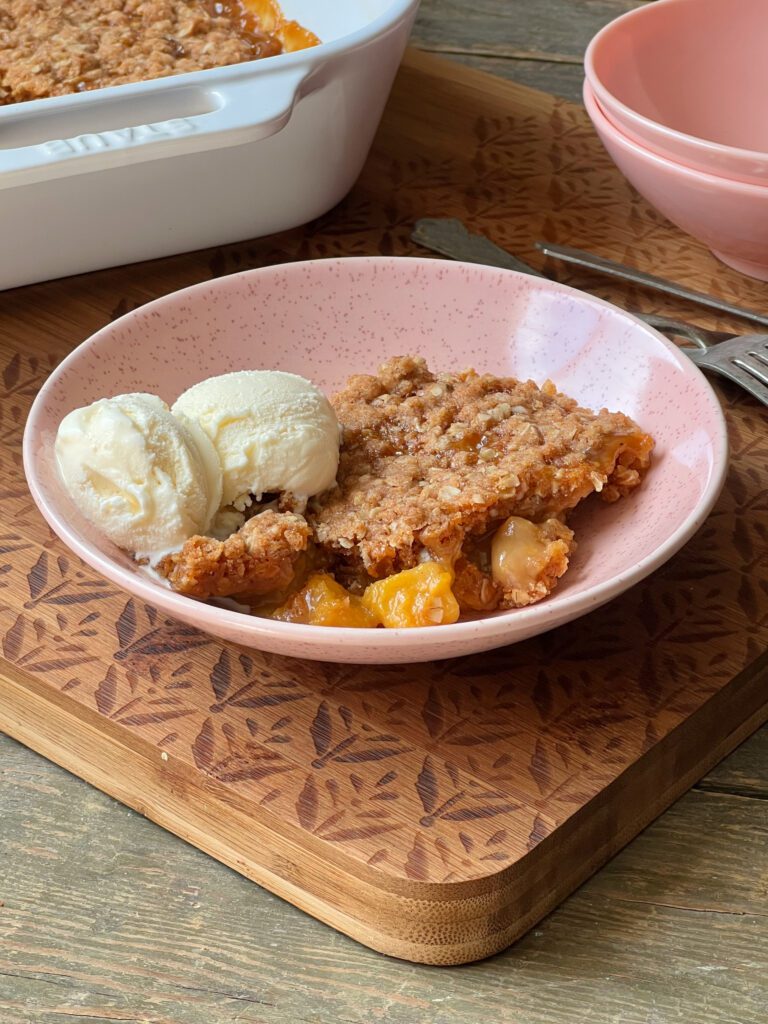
[2,729,766,1023]
[412,0,649,100]
[1,46,768,970]
[2,0,768,1018]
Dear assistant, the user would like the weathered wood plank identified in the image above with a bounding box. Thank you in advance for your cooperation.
[413,0,648,62]
[589,788,768,914]
[698,725,768,797]
[1,731,767,1024]
[438,54,587,103]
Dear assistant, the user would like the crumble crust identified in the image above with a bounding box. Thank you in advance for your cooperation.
[158,509,310,599]
[0,0,280,104]
[309,356,653,583]
[156,357,653,615]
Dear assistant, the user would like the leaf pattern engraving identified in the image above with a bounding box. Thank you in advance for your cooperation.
[27,551,48,600]
[416,757,439,815]
[296,775,319,831]
[529,740,553,795]
[308,705,412,770]
[2,610,98,674]
[114,618,210,663]
[24,550,119,609]
[3,352,20,390]
[208,651,307,714]
[115,600,137,650]
[310,701,332,757]
[1,77,767,888]
[210,648,232,702]
[527,815,551,851]
[192,717,215,771]
[292,766,405,845]
[190,716,293,786]
[3,613,25,661]
[405,834,429,881]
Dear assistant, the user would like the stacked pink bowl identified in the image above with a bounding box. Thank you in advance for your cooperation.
[584,0,768,280]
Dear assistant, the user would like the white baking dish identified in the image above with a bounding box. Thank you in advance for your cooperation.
[0,0,419,290]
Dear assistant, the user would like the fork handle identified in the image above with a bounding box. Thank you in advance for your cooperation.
[412,218,548,278]
[535,241,768,329]
[632,313,734,350]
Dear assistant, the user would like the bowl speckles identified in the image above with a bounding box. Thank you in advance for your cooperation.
[23,257,728,663]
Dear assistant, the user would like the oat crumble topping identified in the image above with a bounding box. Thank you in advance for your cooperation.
[309,356,653,585]
[0,0,316,104]
[157,356,654,617]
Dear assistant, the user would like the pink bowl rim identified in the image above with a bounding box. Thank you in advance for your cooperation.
[23,257,729,656]
[583,79,768,195]
[585,0,768,170]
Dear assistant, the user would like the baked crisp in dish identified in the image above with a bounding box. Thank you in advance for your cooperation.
[0,0,318,104]
[154,356,654,626]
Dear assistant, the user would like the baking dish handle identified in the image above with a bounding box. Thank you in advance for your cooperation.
[0,66,309,187]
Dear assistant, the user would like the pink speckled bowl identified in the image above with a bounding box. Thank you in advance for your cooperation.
[584,81,768,281]
[586,0,768,185]
[23,258,727,664]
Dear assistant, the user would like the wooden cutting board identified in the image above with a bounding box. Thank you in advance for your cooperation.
[1,50,767,966]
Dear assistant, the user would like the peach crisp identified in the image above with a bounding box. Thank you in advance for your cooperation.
[157,356,654,629]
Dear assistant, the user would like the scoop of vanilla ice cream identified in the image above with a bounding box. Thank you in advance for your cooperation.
[172,371,340,510]
[55,393,222,563]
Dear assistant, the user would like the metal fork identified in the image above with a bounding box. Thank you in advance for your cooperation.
[637,314,768,406]
[412,218,768,408]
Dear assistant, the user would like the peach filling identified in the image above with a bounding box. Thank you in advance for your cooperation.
[271,515,573,628]
[492,516,553,592]
[362,562,460,629]
[272,573,379,628]
[272,562,461,629]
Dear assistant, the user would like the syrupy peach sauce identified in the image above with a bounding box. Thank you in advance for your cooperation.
[206,0,320,56]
